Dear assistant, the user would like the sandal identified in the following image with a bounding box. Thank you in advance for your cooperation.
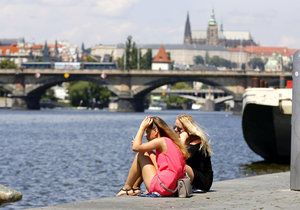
[132,187,141,196]
[116,187,132,197]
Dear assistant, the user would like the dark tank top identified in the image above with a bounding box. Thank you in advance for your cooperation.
[186,143,213,191]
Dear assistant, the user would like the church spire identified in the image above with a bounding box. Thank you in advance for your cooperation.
[184,12,192,44]
[208,9,217,26]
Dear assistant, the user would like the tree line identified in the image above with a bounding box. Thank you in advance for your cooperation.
[193,54,266,70]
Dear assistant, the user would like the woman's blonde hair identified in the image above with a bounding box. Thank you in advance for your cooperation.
[150,116,190,160]
[177,114,212,157]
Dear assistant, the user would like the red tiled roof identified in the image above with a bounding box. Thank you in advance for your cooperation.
[29,44,43,50]
[152,45,172,63]
[48,44,63,49]
[0,44,19,55]
[230,46,298,57]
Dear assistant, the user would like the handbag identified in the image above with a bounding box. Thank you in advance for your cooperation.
[158,175,193,198]
[177,177,193,198]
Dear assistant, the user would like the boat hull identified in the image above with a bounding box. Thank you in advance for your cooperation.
[242,103,291,163]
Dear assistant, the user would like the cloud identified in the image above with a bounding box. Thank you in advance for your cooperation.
[94,0,140,16]
[0,0,141,45]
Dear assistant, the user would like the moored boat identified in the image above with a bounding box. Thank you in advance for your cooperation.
[242,87,292,163]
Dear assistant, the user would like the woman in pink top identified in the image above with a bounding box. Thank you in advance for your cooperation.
[116,116,189,196]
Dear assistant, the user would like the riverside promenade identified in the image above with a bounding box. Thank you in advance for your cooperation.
[29,172,300,210]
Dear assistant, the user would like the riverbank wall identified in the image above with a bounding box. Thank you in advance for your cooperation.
[28,172,300,210]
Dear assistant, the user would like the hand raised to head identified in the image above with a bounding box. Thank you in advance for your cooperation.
[140,116,153,130]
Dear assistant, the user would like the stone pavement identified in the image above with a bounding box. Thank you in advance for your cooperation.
[29,172,300,210]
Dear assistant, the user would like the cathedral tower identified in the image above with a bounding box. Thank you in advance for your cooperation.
[207,9,219,46]
[183,12,192,44]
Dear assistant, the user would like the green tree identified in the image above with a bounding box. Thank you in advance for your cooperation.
[117,36,139,70]
[193,55,204,65]
[41,88,57,102]
[248,57,265,70]
[85,55,98,62]
[162,94,192,110]
[140,49,152,69]
[171,82,192,90]
[68,81,112,108]
[207,55,237,69]
[131,42,138,69]
[0,59,17,69]
[162,82,193,109]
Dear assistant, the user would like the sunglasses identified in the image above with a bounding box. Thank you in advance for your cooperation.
[173,125,183,133]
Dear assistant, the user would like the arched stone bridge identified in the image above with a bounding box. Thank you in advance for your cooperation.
[0,69,292,112]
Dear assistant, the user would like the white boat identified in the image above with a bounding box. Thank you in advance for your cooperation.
[242,88,292,162]
[191,103,202,110]
[148,106,163,111]
[147,101,167,111]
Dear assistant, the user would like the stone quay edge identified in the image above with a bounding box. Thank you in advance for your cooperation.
[28,172,300,210]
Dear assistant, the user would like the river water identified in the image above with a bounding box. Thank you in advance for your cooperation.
[0,109,289,209]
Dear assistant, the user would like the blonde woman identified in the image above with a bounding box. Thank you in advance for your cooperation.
[116,116,189,197]
[174,114,213,192]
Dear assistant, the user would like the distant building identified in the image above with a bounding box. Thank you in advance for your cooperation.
[0,39,81,66]
[183,10,257,48]
[0,38,28,66]
[152,45,172,70]
[230,46,297,71]
[0,38,25,46]
[92,43,249,68]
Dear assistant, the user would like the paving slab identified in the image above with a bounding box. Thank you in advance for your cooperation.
[28,172,300,210]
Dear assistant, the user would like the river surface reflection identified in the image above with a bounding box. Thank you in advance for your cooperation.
[0,109,289,209]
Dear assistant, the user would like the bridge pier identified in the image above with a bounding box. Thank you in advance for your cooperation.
[109,96,145,112]
[233,94,243,114]
[11,76,28,109]
[25,95,41,110]
[202,99,215,111]
[11,95,41,110]
[11,96,27,109]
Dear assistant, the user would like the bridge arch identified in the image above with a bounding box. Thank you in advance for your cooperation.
[25,75,117,109]
[129,77,237,112]
[133,77,235,98]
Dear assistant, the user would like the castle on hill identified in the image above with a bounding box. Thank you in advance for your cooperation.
[91,10,296,71]
[183,10,257,48]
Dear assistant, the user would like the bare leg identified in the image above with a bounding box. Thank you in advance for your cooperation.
[132,151,155,189]
[133,176,143,189]
[133,152,156,194]
[186,165,194,183]
[123,153,141,188]
[137,152,157,190]
[148,152,157,170]
[116,152,156,196]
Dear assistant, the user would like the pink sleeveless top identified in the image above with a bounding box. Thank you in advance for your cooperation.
[149,137,186,196]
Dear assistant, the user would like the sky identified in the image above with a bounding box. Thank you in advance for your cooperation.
[1,0,300,49]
